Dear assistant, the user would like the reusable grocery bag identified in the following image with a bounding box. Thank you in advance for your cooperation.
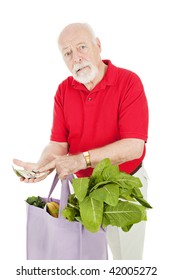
[26,174,108,260]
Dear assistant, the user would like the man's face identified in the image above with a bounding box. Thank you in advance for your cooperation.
[58,26,101,84]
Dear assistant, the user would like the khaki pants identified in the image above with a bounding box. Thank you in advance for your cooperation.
[107,166,149,260]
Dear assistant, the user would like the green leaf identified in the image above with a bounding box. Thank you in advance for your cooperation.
[75,216,82,223]
[90,180,112,192]
[131,186,152,208]
[26,196,45,208]
[121,224,133,232]
[120,194,136,202]
[131,186,143,198]
[90,183,119,206]
[103,201,146,228]
[62,207,79,222]
[72,177,90,202]
[102,212,110,228]
[92,158,111,175]
[26,196,37,205]
[79,196,103,233]
[117,172,143,189]
[134,197,152,208]
[102,165,119,181]
[90,158,111,186]
[68,193,79,208]
[119,185,133,197]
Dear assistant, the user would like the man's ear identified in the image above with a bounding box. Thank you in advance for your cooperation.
[96,37,102,52]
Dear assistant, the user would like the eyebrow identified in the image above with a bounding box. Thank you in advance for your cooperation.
[76,42,87,46]
[62,46,70,51]
[62,41,87,51]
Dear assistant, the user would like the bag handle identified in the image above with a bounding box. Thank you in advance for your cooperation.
[47,173,59,199]
[47,173,74,218]
[59,174,74,218]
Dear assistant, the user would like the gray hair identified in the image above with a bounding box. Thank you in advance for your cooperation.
[58,22,97,47]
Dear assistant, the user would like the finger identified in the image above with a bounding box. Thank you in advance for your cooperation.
[58,171,68,180]
[22,173,48,183]
[58,174,66,180]
[13,159,32,170]
[13,159,25,167]
[20,177,25,182]
[33,173,50,182]
[38,161,55,173]
[29,176,46,183]
[23,178,34,183]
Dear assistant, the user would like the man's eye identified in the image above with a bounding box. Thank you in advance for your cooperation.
[79,45,87,51]
[64,51,72,57]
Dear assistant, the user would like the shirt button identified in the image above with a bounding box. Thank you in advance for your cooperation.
[88,97,92,101]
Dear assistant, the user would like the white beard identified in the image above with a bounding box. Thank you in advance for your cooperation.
[72,62,98,84]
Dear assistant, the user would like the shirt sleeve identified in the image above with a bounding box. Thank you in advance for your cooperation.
[50,86,68,142]
[118,72,149,141]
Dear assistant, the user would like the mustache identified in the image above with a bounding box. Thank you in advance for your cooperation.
[73,62,91,74]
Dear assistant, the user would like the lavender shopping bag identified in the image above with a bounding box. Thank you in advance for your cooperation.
[26,174,108,260]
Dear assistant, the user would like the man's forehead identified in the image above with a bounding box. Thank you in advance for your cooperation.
[59,27,92,49]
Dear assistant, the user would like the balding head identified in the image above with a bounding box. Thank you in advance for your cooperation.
[58,23,96,50]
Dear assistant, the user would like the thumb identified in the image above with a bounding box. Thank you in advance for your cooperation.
[13,159,35,170]
[13,159,26,167]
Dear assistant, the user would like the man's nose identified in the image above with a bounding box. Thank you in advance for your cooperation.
[72,49,82,63]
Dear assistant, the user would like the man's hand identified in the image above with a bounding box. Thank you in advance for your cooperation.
[13,159,53,183]
[38,154,86,180]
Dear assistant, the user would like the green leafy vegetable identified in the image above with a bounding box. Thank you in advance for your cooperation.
[89,183,119,206]
[79,197,103,233]
[26,196,46,208]
[103,201,146,228]
[62,158,152,233]
[72,178,90,202]
[62,207,79,222]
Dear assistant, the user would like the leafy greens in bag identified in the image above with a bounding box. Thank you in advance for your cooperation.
[62,158,152,233]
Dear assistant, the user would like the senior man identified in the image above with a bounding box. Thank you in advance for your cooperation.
[14,22,149,259]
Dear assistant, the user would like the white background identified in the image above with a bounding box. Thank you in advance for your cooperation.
[0,0,172,279]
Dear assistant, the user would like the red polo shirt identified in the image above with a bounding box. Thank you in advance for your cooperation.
[50,60,148,177]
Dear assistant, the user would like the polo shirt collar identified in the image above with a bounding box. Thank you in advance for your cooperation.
[71,60,117,92]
